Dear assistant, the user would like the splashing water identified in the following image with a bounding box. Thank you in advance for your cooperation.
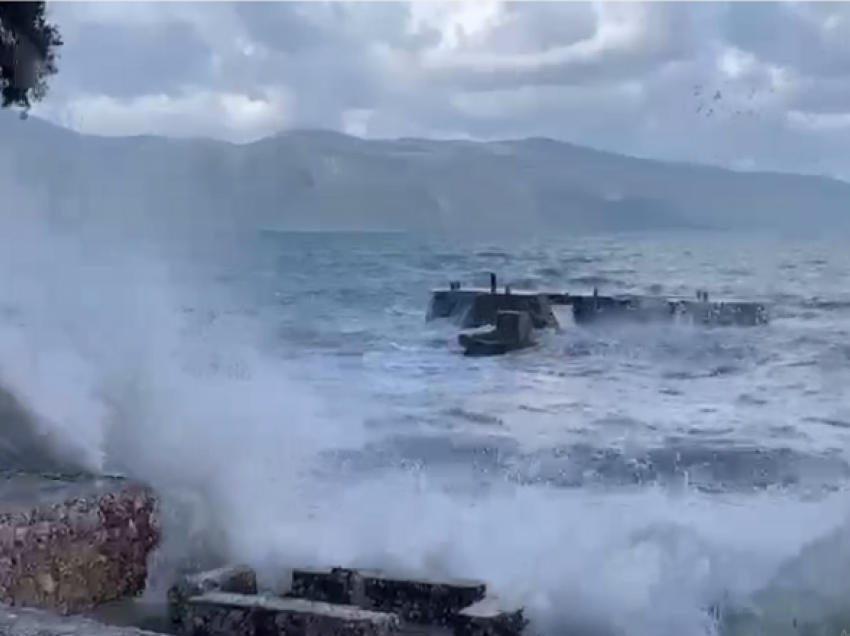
[2,176,850,635]
[0,178,373,582]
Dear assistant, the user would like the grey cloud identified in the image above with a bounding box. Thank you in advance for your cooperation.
[55,20,213,98]
[233,3,335,55]
[220,3,409,126]
[27,1,850,179]
[417,3,717,92]
[472,3,598,56]
[722,3,850,79]
[784,76,850,115]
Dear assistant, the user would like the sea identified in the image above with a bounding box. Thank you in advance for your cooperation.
[2,220,850,636]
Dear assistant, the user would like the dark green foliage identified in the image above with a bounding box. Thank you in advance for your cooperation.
[0,2,62,113]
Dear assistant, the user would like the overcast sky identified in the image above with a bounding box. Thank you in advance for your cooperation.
[30,2,850,177]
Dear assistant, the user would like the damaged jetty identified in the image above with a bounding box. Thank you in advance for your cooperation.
[428,273,770,356]
[431,274,557,357]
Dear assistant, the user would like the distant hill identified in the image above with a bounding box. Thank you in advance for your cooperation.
[2,114,849,235]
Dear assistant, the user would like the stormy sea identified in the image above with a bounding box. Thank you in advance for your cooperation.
[1,216,850,636]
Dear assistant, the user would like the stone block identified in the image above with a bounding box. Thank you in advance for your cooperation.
[185,591,399,636]
[169,565,258,630]
[495,311,532,344]
[359,571,486,626]
[290,568,357,605]
[0,472,159,615]
[459,310,535,357]
[454,597,527,636]
[291,569,489,626]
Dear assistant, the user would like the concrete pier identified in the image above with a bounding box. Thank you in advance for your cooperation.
[428,284,769,328]
[570,294,769,326]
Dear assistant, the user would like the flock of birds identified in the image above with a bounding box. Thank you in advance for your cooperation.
[691,83,774,120]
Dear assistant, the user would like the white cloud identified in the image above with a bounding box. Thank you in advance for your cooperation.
[26,1,850,176]
[42,88,293,142]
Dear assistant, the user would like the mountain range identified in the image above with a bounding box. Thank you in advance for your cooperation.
[2,113,849,235]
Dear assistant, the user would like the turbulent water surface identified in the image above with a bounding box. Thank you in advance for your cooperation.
[2,228,850,636]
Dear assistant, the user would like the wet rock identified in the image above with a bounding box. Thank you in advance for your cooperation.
[184,591,399,636]
[0,472,159,614]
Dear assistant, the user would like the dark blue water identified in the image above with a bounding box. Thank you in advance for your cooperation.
[228,231,850,493]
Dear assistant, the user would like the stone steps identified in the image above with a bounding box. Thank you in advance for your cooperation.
[168,566,526,636]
